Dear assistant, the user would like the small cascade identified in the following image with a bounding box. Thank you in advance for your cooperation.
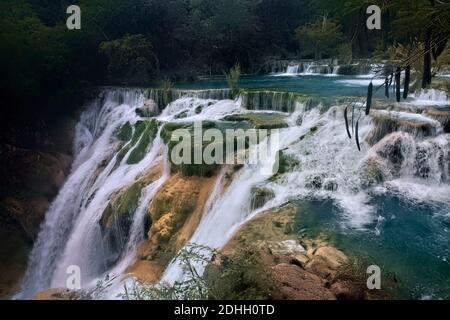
[410,89,450,106]
[366,110,443,145]
[239,90,316,112]
[148,88,232,110]
[16,84,450,300]
[269,59,372,76]
[301,61,333,75]
[332,65,340,75]
[286,64,300,74]
[172,89,232,101]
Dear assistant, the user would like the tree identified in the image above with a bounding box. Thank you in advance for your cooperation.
[389,0,450,88]
[225,63,241,99]
[295,17,345,59]
[99,34,158,85]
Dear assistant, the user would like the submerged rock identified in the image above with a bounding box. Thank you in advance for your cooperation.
[223,112,288,129]
[306,175,323,189]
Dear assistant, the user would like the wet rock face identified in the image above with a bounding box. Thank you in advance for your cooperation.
[140,173,217,264]
[374,132,411,168]
[136,99,158,118]
[218,204,377,300]
[223,112,289,130]
[359,155,393,188]
[98,164,162,267]
[366,111,440,146]
[0,142,73,298]
[367,132,450,184]
[250,187,275,210]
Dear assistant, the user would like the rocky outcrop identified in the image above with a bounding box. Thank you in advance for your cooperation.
[250,187,275,210]
[366,110,440,145]
[115,119,159,165]
[223,112,288,129]
[31,288,80,300]
[218,204,387,300]
[128,173,218,282]
[423,108,450,133]
[136,99,159,118]
[99,163,163,266]
[0,143,73,298]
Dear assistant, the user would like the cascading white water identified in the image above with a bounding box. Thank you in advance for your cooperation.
[286,65,300,74]
[15,83,450,299]
[161,100,450,283]
[15,89,166,298]
[409,89,450,106]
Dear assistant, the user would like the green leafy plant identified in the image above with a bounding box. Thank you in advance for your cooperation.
[122,244,217,300]
[225,64,241,99]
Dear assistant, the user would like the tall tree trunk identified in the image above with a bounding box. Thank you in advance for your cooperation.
[422,28,432,88]
[382,9,391,50]
[422,0,435,88]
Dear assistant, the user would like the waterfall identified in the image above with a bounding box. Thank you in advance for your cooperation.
[286,65,300,74]
[239,90,317,112]
[148,88,232,109]
[271,60,372,76]
[162,103,450,283]
[409,89,450,106]
[15,85,450,299]
[15,88,165,299]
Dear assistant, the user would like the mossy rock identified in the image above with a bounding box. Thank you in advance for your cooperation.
[239,90,309,113]
[274,150,299,176]
[115,120,159,165]
[99,182,143,265]
[223,112,288,129]
[366,111,438,145]
[250,187,275,210]
[127,120,159,164]
[116,122,132,141]
[99,165,162,265]
[160,121,251,177]
[100,183,142,231]
[423,108,450,133]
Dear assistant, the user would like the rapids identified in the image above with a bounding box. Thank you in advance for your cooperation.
[15,72,450,299]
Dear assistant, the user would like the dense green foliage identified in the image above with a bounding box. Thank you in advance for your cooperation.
[1,0,449,146]
[295,18,345,59]
[99,34,157,85]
